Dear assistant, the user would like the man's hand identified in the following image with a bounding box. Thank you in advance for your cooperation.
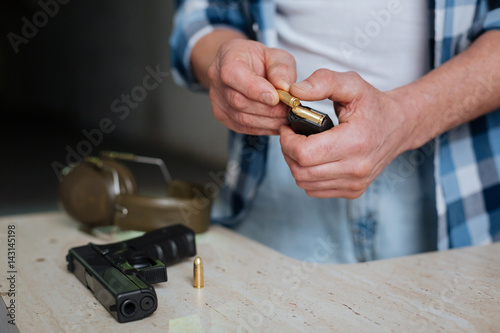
[191,30,297,135]
[280,69,412,199]
[279,31,500,199]
[207,39,297,135]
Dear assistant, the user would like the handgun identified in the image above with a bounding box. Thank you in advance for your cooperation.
[66,224,196,323]
[278,90,334,136]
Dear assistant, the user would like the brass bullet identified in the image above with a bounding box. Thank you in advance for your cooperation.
[278,90,326,125]
[291,105,326,126]
[193,257,204,288]
[277,89,301,108]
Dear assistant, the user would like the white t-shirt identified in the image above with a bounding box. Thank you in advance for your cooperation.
[234,0,436,263]
[275,0,430,114]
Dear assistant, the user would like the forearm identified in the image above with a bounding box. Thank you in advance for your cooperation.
[190,29,248,89]
[392,30,500,151]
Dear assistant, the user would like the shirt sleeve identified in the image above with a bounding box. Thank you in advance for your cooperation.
[468,6,500,40]
[169,0,255,90]
[483,7,500,31]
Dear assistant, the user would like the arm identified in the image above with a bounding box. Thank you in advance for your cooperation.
[397,30,500,149]
[280,30,500,199]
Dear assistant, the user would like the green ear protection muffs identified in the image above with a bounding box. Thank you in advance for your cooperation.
[58,151,211,233]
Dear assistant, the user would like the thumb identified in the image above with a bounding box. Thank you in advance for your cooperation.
[290,69,366,104]
[265,48,297,91]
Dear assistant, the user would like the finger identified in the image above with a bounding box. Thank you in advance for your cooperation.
[230,110,289,131]
[279,124,344,167]
[219,59,280,106]
[333,101,346,118]
[218,112,281,135]
[305,189,365,200]
[295,178,368,193]
[213,85,288,129]
[211,88,281,135]
[282,154,345,182]
[290,69,367,104]
[279,125,312,163]
[212,104,283,135]
[229,122,281,136]
[223,86,290,118]
[265,48,297,91]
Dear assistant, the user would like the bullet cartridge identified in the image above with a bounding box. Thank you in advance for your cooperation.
[193,257,204,288]
[291,106,326,125]
[277,90,301,108]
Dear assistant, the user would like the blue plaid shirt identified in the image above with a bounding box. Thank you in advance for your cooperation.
[170,0,500,250]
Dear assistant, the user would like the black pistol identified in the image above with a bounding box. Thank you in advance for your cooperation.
[66,224,196,323]
[278,89,334,136]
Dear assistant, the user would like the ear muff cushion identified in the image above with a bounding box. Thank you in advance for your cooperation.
[59,159,137,226]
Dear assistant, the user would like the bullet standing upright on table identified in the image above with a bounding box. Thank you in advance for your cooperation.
[193,257,204,288]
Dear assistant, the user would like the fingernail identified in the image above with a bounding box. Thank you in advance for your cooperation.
[262,92,276,105]
[279,76,291,90]
[293,81,312,92]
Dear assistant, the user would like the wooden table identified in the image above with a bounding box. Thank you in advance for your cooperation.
[0,212,499,332]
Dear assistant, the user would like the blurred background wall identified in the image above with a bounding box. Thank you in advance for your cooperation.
[0,0,228,214]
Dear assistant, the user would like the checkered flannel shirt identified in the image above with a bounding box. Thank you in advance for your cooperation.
[170,0,500,250]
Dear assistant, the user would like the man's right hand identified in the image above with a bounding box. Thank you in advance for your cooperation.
[191,31,297,135]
